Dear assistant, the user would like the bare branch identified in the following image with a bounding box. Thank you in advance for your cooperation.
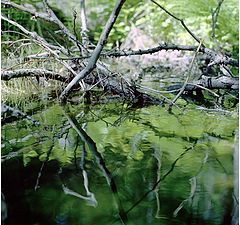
[1,15,85,87]
[168,75,239,92]
[190,75,239,90]
[150,0,202,44]
[80,0,89,48]
[204,49,238,67]
[212,0,225,41]
[1,14,67,53]
[2,0,53,21]
[72,10,82,53]
[42,0,84,50]
[2,0,82,48]
[170,40,203,106]
[59,44,238,67]
[60,0,127,101]
[1,69,67,82]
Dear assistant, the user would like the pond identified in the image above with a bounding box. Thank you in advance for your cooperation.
[1,102,238,225]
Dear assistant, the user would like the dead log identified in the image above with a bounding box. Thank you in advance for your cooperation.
[167,75,238,92]
[1,69,68,82]
[1,67,163,106]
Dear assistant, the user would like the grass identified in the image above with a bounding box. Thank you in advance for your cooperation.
[1,42,64,109]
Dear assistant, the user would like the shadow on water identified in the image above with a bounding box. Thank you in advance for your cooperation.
[1,102,238,225]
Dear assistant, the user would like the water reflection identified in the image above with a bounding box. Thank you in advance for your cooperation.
[62,105,128,224]
[1,103,238,225]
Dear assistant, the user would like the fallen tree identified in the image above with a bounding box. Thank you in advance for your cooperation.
[1,0,239,109]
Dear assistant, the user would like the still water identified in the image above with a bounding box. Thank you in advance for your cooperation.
[2,103,238,225]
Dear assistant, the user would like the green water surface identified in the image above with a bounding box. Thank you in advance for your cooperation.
[1,103,238,225]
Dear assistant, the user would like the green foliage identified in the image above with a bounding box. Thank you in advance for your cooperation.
[130,0,238,53]
[2,0,238,54]
[86,0,141,47]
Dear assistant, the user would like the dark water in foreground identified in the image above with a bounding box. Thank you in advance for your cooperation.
[2,103,238,225]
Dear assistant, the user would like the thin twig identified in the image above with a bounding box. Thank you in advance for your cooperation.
[73,10,82,53]
[211,0,225,41]
[150,0,202,45]
[136,84,180,108]
[1,14,67,54]
[126,146,193,214]
[169,40,203,108]
[35,135,55,190]
[2,0,82,48]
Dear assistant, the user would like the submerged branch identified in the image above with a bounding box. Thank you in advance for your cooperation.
[34,135,55,190]
[1,103,40,126]
[62,105,128,224]
[62,184,97,207]
[126,146,193,214]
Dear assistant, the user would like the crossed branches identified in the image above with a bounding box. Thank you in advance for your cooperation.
[1,0,238,105]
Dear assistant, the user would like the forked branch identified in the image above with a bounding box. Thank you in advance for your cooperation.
[59,0,127,101]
